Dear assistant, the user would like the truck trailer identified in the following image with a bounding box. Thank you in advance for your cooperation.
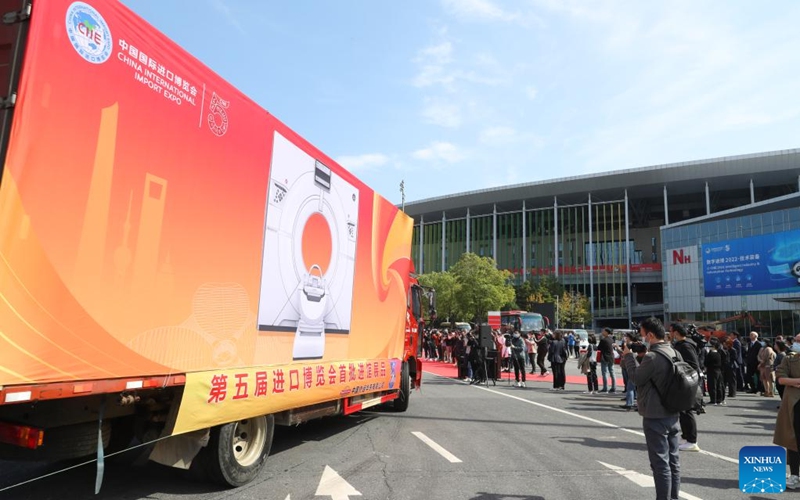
[0,0,430,489]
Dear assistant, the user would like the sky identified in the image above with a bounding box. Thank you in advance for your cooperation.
[121,0,800,206]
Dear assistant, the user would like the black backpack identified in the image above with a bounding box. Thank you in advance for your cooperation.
[650,348,700,412]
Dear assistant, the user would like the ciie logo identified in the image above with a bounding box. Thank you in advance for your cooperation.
[792,261,800,285]
[65,2,112,64]
[739,445,786,494]
[672,249,692,265]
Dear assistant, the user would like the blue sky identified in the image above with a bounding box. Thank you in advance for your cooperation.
[121,0,800,206]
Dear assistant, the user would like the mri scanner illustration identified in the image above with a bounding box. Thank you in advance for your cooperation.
[258,131,359,360]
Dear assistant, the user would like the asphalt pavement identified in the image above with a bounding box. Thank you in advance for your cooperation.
[0,357,779,500]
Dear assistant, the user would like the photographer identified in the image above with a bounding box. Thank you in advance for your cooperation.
[619,340,645,410]
[626,317,682,500]
[505,328,527,388]
[669,323,701,452]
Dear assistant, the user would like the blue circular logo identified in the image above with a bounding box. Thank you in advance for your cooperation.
[65,2,112,64]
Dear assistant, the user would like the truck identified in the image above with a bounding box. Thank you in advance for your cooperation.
[0,0,432,489]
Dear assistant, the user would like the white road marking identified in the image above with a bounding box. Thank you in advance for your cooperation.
[315,465,361,500]
[598,460,653,487]
[424,371,740,465]
[599,461,704,500]
[698,449,739,464]
[412,431,463,463]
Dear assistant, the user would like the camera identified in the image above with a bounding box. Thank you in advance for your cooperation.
[687,324,707,349]
[627,341,647,354]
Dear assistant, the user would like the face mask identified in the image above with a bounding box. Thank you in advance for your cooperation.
[642,335,650,349]
[791,344,800,354]
[513,333,520,338]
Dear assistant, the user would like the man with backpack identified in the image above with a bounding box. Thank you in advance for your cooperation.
[622,317,693,500]
[669,323,701,452]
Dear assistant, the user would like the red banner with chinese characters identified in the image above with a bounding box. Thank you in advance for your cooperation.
[0,0,412,432]
[528,264,662,276]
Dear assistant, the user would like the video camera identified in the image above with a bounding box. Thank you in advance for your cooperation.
[686,324,707,349]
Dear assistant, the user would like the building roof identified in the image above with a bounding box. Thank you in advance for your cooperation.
[404,148,800,219]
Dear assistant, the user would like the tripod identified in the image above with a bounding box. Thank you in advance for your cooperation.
[472,348,496,387]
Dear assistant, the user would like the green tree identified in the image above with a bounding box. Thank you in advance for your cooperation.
[516,277,565,305]
[418,271,459,323]
[558,291,591,327]
[513,280,534,309]
[449,253,515,323]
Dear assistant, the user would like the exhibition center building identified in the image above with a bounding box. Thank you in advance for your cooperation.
[404,149,800,334]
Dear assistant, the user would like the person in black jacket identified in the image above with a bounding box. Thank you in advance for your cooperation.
[746,332,763,393]
[536,329,549,376]
[670,323,701,452]
[598,327,617,393]
[705,337,726,405]
[729,331,744,394]
[548,330,569,390]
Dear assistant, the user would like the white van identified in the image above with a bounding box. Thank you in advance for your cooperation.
[556,329,589,352]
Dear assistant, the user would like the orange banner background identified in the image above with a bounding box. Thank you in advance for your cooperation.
[0,0,413,404]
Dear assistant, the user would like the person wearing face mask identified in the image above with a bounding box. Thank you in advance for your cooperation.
[622,316,682,500]
[505,328,527,388]
[773,334,800,490]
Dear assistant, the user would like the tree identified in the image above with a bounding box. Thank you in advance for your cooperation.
[516,277,565,306]
[418,271,459,323]
[559,290,591,327]
[449,253,515,324]
[513,280,534,310]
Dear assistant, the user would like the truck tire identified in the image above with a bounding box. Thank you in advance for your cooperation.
[392,361,411,412]
[197,414,274,487]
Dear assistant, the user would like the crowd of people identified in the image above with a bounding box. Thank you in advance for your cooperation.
[422,319,800,500]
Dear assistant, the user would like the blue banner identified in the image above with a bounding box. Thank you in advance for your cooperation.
[703,229,800,297]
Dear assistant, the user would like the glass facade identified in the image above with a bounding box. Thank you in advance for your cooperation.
[662,206,800,336]
[444,218,467,270]
[470,216,493,259]
[410,198,646,324]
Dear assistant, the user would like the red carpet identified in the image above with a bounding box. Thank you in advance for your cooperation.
[421,359,624,388]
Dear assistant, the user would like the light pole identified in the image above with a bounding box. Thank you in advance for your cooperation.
[400,180,405,213]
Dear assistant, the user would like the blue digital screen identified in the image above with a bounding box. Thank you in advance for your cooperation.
[702,229,800,297]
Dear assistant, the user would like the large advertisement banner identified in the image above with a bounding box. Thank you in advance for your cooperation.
[0,0,412,429]
[702,229,800,297]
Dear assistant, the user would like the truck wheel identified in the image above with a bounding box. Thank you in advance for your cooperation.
[200,414,274,487]
[392,361,411,412]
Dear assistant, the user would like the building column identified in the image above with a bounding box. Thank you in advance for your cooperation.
[705,182,711,215]
[554,197,559,278]
[466,208,471,253]
[521,201,527,282]
[419,215,424,274]
[441,212,446,272]
[588,194,595,329]
[750,179,755,204]
[624,190,632,327]
[663,185,669,225]
[492,204,497,266]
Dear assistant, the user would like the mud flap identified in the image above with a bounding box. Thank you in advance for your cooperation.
[95,399,105,494]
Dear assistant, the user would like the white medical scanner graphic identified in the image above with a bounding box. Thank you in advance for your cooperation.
[258,131,359,360]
